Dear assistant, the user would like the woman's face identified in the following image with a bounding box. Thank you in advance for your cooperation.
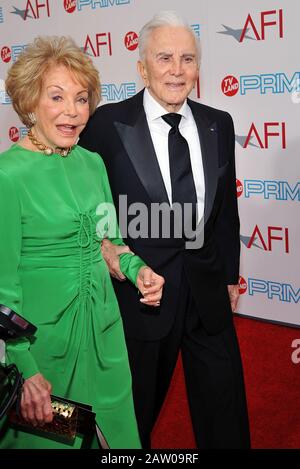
[33,64,90,149]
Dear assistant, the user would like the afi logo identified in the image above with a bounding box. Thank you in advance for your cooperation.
[24,0,51,19]
[238,276,247,295]
[124,32,138,51]
[1,46,11,63]
[236,179,243,198]
[84,33,112,57]
[221,76,239,96]
[245,225,289,253]
[240,9,283,42]
[64,0,76,13]
[244,122,286,149]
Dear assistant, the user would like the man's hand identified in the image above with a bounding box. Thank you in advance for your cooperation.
[101,239,134,281]
[21,372,53,425]
[227,284,240,312]
[137,266,165,307]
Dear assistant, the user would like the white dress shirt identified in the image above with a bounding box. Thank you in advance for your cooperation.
[143,88,205,223]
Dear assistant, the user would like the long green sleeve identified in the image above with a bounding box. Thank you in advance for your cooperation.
[0,169,39,379]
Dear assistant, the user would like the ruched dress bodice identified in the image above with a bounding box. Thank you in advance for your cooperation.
[0,144,144,448]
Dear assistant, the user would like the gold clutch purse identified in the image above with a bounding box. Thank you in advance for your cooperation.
[9,395,95,445]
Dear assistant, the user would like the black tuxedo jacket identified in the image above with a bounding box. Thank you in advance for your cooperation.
[79,90,240,340]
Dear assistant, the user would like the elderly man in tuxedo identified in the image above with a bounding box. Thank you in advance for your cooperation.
[79,11,250,449]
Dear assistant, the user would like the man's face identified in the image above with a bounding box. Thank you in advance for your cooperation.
[138,26,199,113]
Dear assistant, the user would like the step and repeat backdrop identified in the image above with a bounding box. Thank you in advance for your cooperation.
[0,0,299,325]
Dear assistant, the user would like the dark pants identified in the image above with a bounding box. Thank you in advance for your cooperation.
[126,275,250,449]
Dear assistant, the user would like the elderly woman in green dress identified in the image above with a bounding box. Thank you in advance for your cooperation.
[0,36,164,449]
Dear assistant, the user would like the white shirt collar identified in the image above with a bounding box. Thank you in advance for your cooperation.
[143,88,189,122]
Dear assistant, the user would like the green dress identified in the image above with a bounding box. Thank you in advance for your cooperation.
[0,144,144,449]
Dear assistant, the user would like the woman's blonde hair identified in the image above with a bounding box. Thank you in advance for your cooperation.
[5,36,101,127]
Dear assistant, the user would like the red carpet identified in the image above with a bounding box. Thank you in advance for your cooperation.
[151,316,300,449]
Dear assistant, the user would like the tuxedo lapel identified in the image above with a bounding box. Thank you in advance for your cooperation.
[113,93,219,220]
[188,100,219,223]
[114,94,169,205]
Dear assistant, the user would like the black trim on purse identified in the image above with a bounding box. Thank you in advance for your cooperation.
[0,363,23,420]
[0,305,37,340]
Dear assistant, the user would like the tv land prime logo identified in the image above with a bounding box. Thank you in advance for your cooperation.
[218,9,283,42]
[238,179,300,201]
[8,126,28,142]
[101,82,136,102]
[64,0,76,12]
[239,276,299,304]
[237,178,299,201]
[124,32,138,52]
[221,72,300,96]
[0,44,27,63]
[0,80,11,105]
[64,0,130,13]
[222,76,239,96]
[236,179,243,198]
[238,276,247,295]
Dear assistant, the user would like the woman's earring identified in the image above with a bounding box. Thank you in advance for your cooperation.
[28,112,36,126]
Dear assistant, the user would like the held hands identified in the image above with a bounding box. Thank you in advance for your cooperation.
[227,284,240,312]
[137,266,165,307]
[101,238,134,281]
[101,239,165,306]
[21,372,53,425]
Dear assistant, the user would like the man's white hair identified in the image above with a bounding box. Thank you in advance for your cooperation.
[138,10,201,63]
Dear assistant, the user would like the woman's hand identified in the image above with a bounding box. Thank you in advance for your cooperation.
[137,266,165,307]
[20,372,53,425]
